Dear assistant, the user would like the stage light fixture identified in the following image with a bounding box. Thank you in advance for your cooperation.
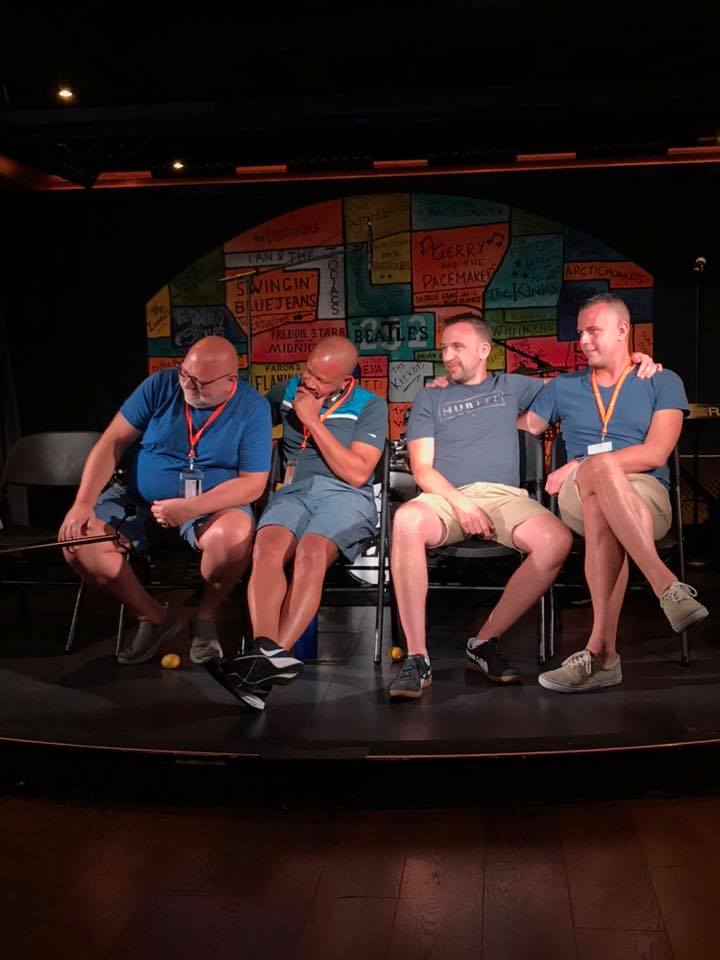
[57,87,74,101]
[171,160,185,171]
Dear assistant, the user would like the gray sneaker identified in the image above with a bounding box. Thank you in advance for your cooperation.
[660,581,709,633]
[538,649,622,693]
[117,605,184,665]
[190,619,223,664]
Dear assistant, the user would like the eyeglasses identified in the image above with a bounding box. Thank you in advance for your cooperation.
[178,368,237,391]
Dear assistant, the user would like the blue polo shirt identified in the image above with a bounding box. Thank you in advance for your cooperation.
[119,368,271,503]
[528,367,689,487]
[267,377,387,494]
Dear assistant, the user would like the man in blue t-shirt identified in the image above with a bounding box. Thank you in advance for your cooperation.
[521,293,708,693]
[208,336,388,709]
[59,336,271,670]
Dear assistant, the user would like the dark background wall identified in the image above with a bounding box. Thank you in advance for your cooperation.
[1,165,718,436]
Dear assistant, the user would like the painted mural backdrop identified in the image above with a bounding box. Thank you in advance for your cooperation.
[146,193,653,439]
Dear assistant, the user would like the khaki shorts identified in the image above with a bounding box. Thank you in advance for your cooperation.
[558,464,672,540]
[414,482,552,550]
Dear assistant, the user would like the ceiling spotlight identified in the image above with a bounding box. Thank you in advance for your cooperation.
[57,86,74,101]
[171,160,185,171]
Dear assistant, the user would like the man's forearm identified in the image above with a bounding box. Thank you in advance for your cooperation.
[303,418,373,486]
[182,474,268,520]
[73,441,121,507]
[609,444,670,474]
[413,464,462,503]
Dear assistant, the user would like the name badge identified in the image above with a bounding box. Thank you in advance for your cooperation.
[587,441,613,455]
[179,467,204,498]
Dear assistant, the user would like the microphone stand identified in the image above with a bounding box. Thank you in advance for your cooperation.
[688,257,707,565]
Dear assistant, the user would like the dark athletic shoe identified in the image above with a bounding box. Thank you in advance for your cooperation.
[221,636,304,689]
[388,654,432,700]
[206,657,272,712]
[465,638,521,684]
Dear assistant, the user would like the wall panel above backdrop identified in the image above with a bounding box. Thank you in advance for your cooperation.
[146,192,653,439]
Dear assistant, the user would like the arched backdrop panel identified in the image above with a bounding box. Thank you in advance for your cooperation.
[145,192,653,439]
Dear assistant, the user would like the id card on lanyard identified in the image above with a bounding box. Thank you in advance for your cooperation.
[588,364,633,455]
[181,382,237,497]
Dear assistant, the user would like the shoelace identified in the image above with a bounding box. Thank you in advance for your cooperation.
[663,582,697,604]
[399,655,426,679]
[560,649,594,676]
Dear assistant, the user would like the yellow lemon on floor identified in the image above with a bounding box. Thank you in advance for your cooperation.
[161,653,181,670]
[388,646,406,662]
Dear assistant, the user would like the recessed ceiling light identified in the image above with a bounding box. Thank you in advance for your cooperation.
[57,87,74,101]
[171,160,185,171]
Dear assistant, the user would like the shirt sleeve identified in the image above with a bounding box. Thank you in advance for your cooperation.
[406,388,437,441]
[653,370,690,415]
[527,375,560,426]
[352,395,388,451]
[236,395,273,473]
[119,371,167,431]
[512,374,547,410]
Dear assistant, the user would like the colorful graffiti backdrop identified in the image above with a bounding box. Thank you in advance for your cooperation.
[146,193,654,439]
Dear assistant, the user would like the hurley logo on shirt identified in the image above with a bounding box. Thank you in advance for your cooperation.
[439,392,507,422]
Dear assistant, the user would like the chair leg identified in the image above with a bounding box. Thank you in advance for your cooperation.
[65,579,86,654]
[537,593,547,664]
[681,628,690,666]
[115,603,126,658]
[548,586,556,660]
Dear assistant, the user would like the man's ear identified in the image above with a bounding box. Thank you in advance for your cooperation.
[618,319,630,341]
[480,339,493,358]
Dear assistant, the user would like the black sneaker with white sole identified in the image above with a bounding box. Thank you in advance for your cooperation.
[205,657,273,712]
[221,636,304,689]
[465,637,521,684]
[388,654,432,699]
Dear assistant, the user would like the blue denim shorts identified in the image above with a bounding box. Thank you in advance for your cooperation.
[257,475,377,561]
[94,482,253,553]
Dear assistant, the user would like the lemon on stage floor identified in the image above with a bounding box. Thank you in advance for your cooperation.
[388,646,405,662]
[161,653,181,670]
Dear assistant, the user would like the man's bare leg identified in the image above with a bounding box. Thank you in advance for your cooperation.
[247,525,297,641]
[277,534,339,650]
[473,514,573,643]
[581,493,630,666]
[195,509,254,621]
[64,519,165,623]
[576,456,675,596]
[390,501,445,658]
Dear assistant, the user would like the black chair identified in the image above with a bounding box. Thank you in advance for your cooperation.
[0,431,101,651]
[389,430,552,663]
[548,435,690,665]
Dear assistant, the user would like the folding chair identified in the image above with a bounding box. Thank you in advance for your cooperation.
[0,431,101,651]
[549,435,690,664]
[389,430,552,663]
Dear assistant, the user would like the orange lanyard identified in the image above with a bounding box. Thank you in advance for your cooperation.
[590,364,633,439]
[185,382,237,460]
[299,378,355,449]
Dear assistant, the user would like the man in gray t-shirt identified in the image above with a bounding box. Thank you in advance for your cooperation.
[388,314,574,700]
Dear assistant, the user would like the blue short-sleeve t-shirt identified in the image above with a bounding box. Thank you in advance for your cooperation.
[119,368,272,503]
[406,373,545,488]
[528,367,689,487]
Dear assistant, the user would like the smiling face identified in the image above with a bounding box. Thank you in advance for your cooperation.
[178,336,238,409]
[440,321,492,384]
[576,302,630,369]
[299,335,358,402]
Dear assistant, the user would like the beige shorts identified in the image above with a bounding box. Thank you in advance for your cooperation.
[414,482,552,549]
[558,464,672,539]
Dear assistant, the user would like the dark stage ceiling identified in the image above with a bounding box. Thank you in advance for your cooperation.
[1,2,720,188]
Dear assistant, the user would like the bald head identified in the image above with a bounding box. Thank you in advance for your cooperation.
[185,336,238,369]
[180,336,239,409]
[301,335,358,401]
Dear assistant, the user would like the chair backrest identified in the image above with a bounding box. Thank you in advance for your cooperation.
[517,430,545,501]
[0,432,100,489]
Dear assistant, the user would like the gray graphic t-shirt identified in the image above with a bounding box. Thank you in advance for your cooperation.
[406,374,545,488]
